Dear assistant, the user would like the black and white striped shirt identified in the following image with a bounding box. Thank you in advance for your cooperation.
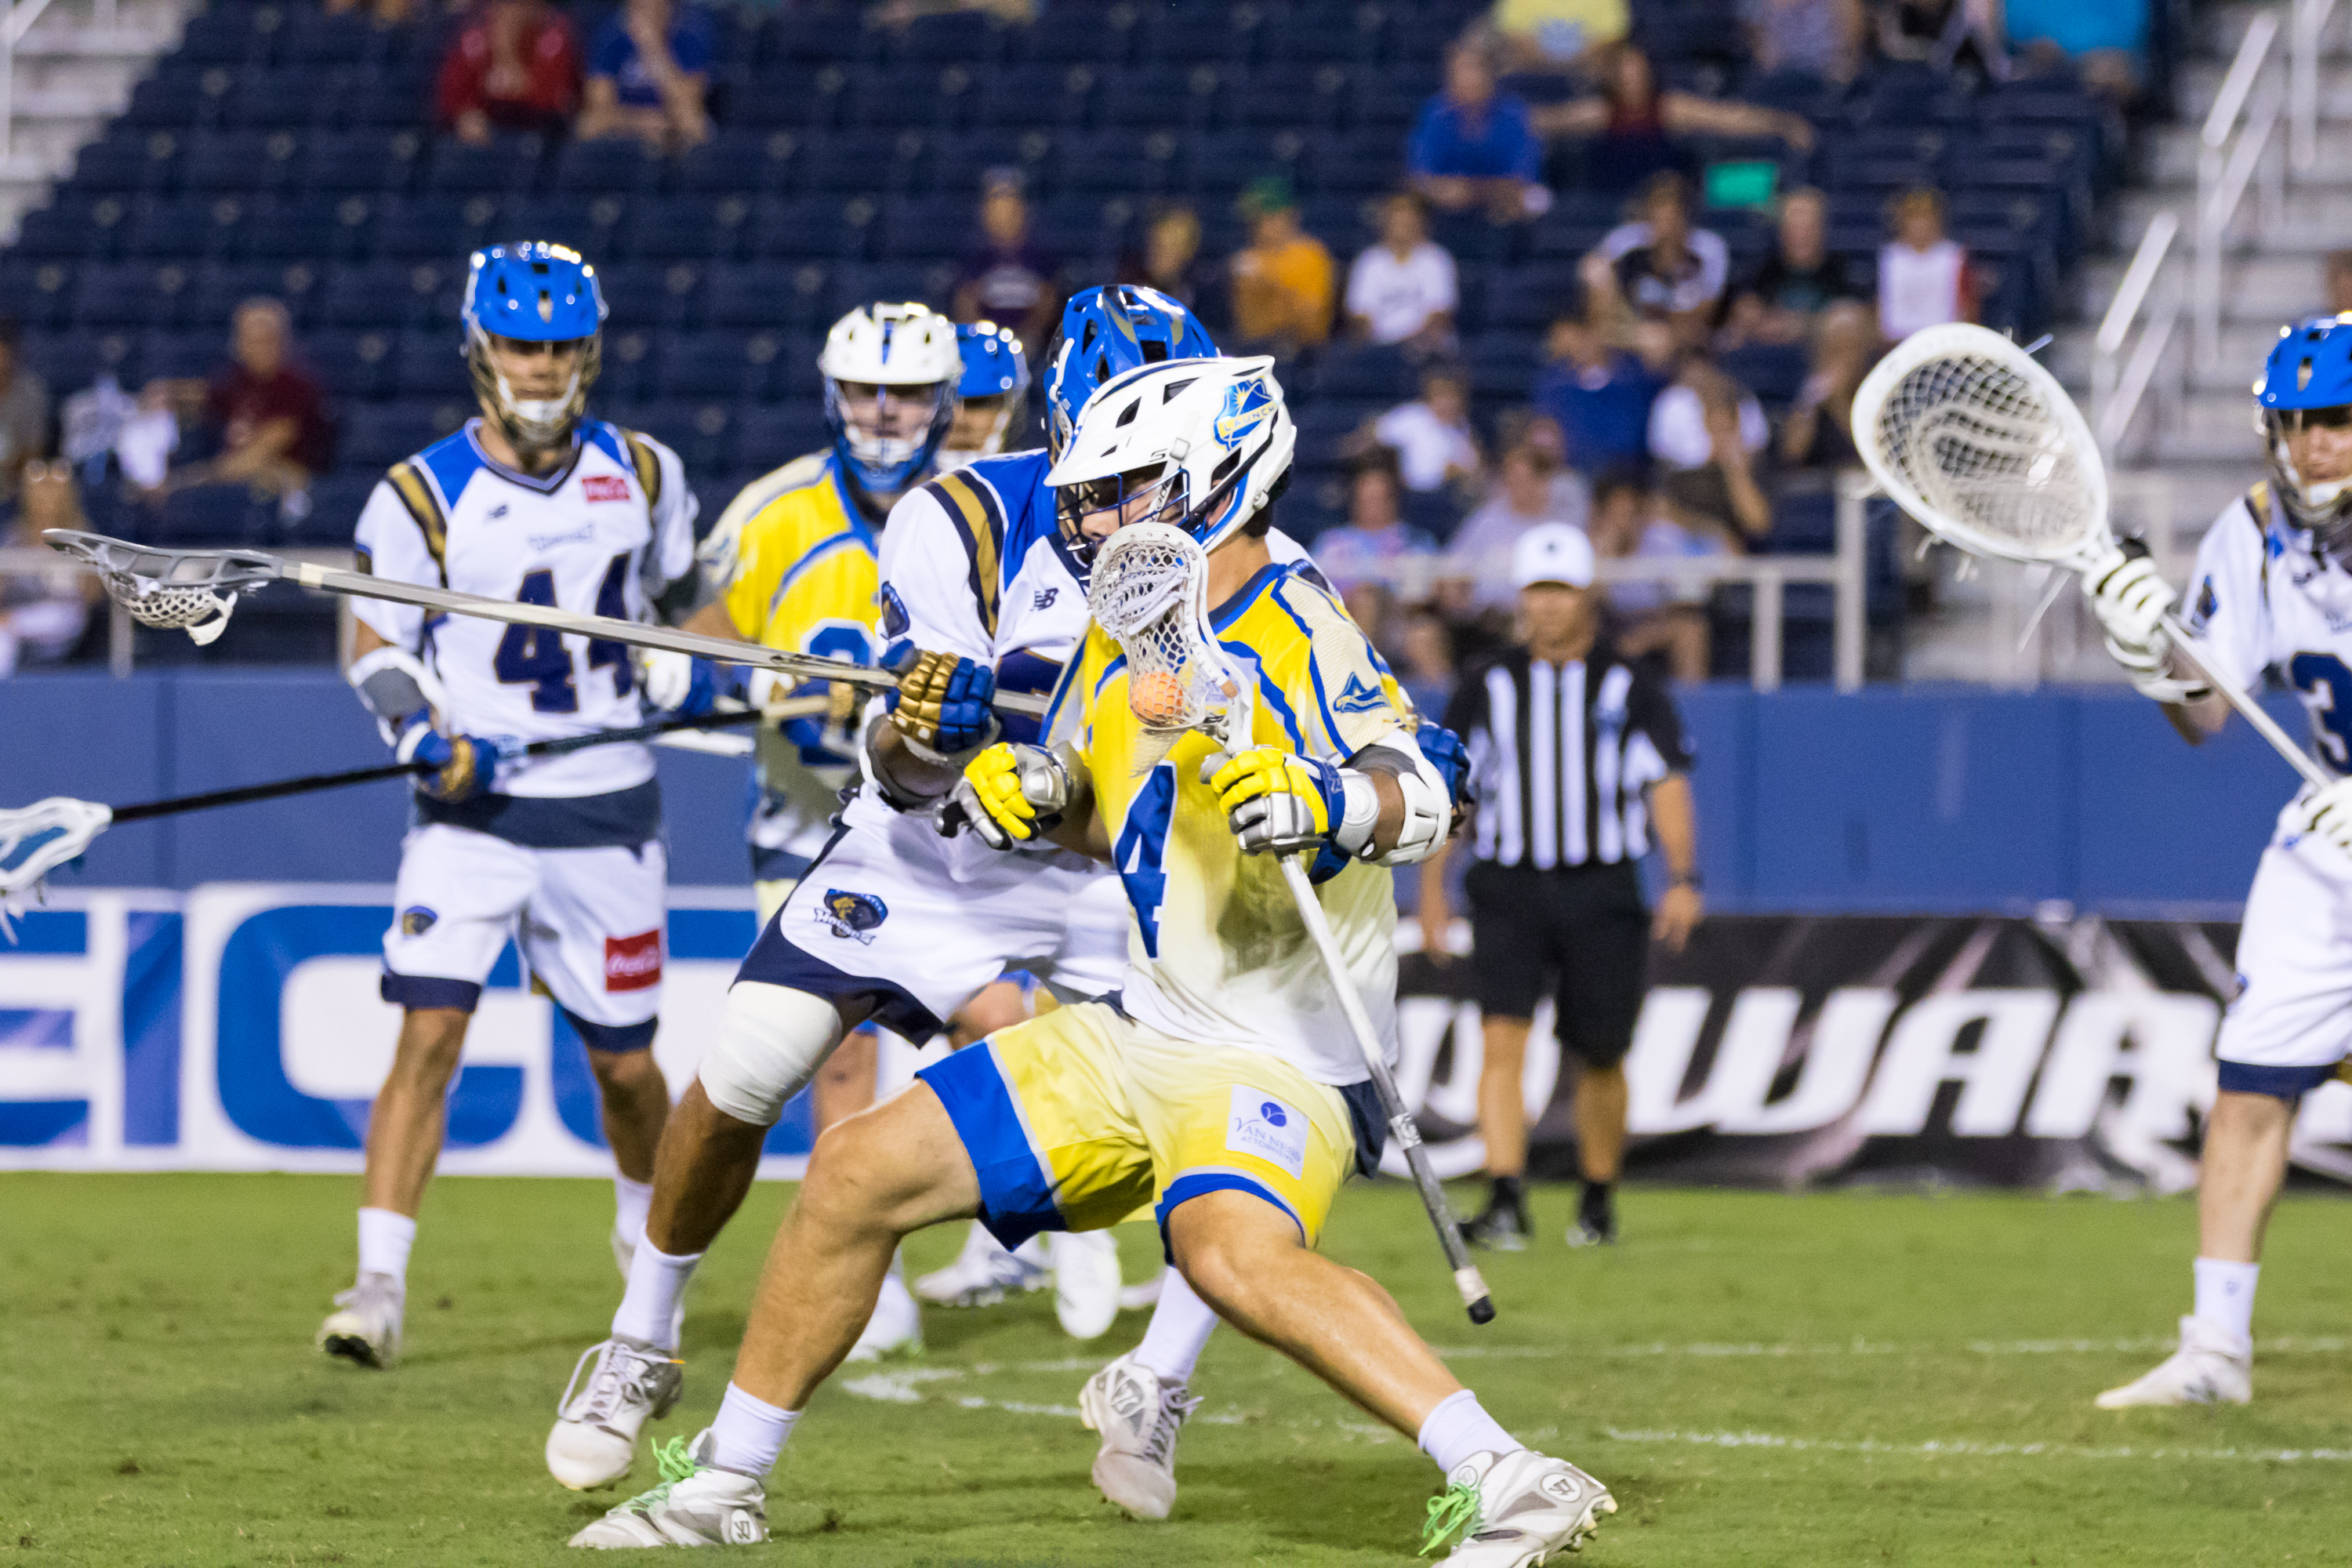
[1443,647,1693,869]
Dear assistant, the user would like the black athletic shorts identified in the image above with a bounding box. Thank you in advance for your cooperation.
[1464,860,1649,1069]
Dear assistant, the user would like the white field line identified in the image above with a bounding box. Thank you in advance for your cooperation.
[1430,1334,2352,1360]
[1599,1427,2352,1464]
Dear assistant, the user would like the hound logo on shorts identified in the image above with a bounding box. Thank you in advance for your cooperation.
[399,906,437,936]
[604,930,662,992]
[817,890,889,944]
[1226,1087,1308,1179]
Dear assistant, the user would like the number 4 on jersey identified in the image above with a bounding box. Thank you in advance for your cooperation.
[495,554,635,713]
[1115,764,1177,957]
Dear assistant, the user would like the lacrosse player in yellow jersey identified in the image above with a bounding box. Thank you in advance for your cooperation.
[569,356,1615,1564]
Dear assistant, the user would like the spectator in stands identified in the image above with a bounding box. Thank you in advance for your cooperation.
[1648,357,1771,542]
[2003,0,2146,103]
[0,318,51,510]
[327,0,412,25]
[1743,0,1864,82]
[1396,603,1459,719]
[1534,47,1814,197]
[953,170,1064,358]
[1780,300,1876,470]
[1586,471,1719,680]
[1877,0,2005,75]
[437,0,583,145]
[1583,172,1732,350]
[1362,362,1484,495]
[1114,206,1223,321]
[1487,0,1630,75]
[171,299,334,500]
[1315,455,1442,602]
[1877,187,1975,342]
[0,463,93,675]
[1724,187,1865,346]
[2327,249,2352,316]
[1446,442,1584,612]
[1229,176,1335,358]
[578,0,713,151]
[1532,311,1668,476]
[1345,193,1459,354]
[1409,45,1545,223]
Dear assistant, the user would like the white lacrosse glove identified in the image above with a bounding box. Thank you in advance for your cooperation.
[2296,777,2352,857]
[634,648,720,715]
[1201,748,1378,858]
[2082,553,2210,705]
[943,742,1071,851]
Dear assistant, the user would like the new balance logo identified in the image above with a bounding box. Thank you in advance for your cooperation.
[1033,586,1058,610]
[1334,673,1387,714]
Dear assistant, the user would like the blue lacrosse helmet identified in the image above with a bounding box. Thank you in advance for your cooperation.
[2256,314,2352,548]
[955,320,1029,401]
[461,241,607,452]
[1044,285,1219,458]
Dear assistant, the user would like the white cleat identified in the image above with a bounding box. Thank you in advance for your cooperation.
[2095,1316,2253,1408]
[1423,1450,1616,1565]
[1049,1229,1122,1341]
[316,1272,404,1369]
[567,1429,767,1548]
[547,1335,686,1490]
[844,1262,924,1363]
[913,1221,1048,1308]
[1079,1352,1201,1520]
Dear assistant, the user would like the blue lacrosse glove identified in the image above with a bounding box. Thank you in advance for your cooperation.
[1418,720,1472,831]
[887,648,1000,757]
[394,713,503,803]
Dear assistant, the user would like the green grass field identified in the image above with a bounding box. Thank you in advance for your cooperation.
[5,1174,2349,1567]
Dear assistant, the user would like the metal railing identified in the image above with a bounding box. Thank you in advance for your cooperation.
[2194,9,2289,372]
[2292,0,2342,171]
[0,0,61,162]
[0,545,355,677]
[2090,209,2183,463]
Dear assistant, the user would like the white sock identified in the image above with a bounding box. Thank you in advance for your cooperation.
[1132,1267,1219,1384]
[2192,1257,2260,1343]
[708,1381,800,1479]
[612,1237,703,1350]
[1417,1389,1525,1475]
[612,1174,654,1252]
[357,1207,416,1286]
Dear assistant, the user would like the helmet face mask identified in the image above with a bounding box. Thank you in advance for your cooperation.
[818,302,961,495]
[1055,460,1190,558]
[461,241,606,457]
[2256,317,2352,552]
[940,321,1029,466]
[466,326,598,456]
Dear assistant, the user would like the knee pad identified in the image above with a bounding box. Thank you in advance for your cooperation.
[697,982,848,1127]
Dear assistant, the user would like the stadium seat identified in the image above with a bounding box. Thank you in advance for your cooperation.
[975,62,1094,129]
[223,66,321,129]
[704,262,834,332]
[1013,9,1132,67]
[1263,4,1385,65]
[598,260,705,333]
[174,7,271,67]
[339,401,456,469]
[508,194,630,260]
[1313,344,1419,403]
[676,128,807,195]
[182,260,299,332]
[649,335,775,401]
[136,325,220,382]
[846,64,964,130]
[1305,132,1400,196]
[423,134,544,195]
[1098,64,1225,129]
[123,194,245,260]
[1143,0,1257,65]
[179,127,299,193]
[153,483,277,546]
[303,129,424,194]
[771,9,880,67]
[927,129,1047,198]
[392,329,473,400]
[0,257,76,329]
[288,473,379,545]
[278,8,387,68]
[834,259,953,314]
[748,195,870,261]
[121,69,225,129]
[72,260,196,331]
[1482,263,1581,332]
[314,259,440,330]
[888,9,1001,67]
[624,195,756,263]
[307,327,398,402]
[1054,129,1172,196]
[1716,342,1809,408]
[371,194,500,260]
[735,402,833,466]
[549,136,667,195]
[69,129,183,194]
[337,67,434,129]
[877,194,970,261]
[802,129,925,194]
[1465,332,1539,400]
[15,193,136,260]
[1234,64,1350,130]
[628,399,738,473]
[241,193,372,263]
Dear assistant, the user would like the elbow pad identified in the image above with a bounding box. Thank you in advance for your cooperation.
[1351,731,1452,866]
[347,645,445,747]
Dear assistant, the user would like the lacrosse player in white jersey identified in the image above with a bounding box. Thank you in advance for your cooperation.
[315,242,703,1370]
[2086,314,2352,1408]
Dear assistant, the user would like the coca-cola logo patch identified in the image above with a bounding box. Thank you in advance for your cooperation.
[581,474,631,503]
[604,929,662,992]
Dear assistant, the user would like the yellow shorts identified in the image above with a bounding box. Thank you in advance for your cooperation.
[917,1000,1371,1253]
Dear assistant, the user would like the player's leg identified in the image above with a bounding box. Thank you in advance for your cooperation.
[1462,862,1545,1249]
[815,1025,925,1363]
[2098,841,2352,1407]
[1029,873,1136,1341]
[1559,878,1646,1247]
[320,826,528,1368]
[915,979,1051,1309]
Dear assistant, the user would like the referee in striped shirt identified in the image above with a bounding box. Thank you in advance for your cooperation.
[1419,523,1703,1250]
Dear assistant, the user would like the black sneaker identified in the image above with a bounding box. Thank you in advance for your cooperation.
[1461,1200,1531,1252]
[1566,1186,1617,1247]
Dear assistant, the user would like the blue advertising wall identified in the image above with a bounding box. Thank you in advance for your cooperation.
[0,671,2309,913]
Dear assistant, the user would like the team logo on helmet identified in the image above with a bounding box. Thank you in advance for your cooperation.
[1214,377,1275,449]
[816,890,889,944]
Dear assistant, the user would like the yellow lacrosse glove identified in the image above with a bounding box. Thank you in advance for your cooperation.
[1203,747,1348,855]
[947,742,1069,851]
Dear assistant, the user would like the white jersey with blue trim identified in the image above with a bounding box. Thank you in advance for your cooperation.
[351,418,699,800]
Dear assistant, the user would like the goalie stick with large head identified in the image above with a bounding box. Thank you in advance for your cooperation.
[1086,522,1497,1326]
[1852,324,2329,790]
[40,530,1048,721]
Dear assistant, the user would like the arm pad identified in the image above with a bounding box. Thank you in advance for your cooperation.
[1345,730,1452,866]
[347,645,445,746]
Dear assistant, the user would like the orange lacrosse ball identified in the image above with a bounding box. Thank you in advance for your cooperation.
[1129,669,1190,728]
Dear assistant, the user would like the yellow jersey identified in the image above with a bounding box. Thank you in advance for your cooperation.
[702,451,883,873]
[1042,557,1410,1086]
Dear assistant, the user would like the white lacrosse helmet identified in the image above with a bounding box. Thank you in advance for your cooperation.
[1044,354,1295,566]
[818,301,963,494]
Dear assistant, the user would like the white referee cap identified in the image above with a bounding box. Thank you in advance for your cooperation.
[1511,523,1595,589]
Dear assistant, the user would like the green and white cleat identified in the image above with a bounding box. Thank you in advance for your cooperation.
[2096,1316,2252,1408]
[567,1430,767,1548]
[316,1272,403,1369]
[547,1335,685,1490]
[1079,1352,1202,1520]
[913,1221,1048,1308]
[1421,1450,1616,1565]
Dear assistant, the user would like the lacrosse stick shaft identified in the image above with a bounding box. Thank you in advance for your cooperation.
[1276,855,1495,1326]
[106,702,815,825]
[2158,612,2333,790]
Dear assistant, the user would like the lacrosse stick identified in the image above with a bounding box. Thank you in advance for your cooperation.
[41,530,1048,721]
[1851,324,2328,789]
[1089,523,1497,1327]
[0,698,822,908]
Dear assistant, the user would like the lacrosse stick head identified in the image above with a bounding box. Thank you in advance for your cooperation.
[1851,325,2115,572]
[1088,522,1246,746]
[0,798,113,929]
[43,529,279,645]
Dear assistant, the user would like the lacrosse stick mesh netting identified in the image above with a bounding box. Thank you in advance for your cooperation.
[1870,347,2100,561]
[1088,524,1233,736]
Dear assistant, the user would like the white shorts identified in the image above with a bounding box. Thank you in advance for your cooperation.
[735,807,1131,1041]
[382,822,668,1050]
[2217,828,2352,1096]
